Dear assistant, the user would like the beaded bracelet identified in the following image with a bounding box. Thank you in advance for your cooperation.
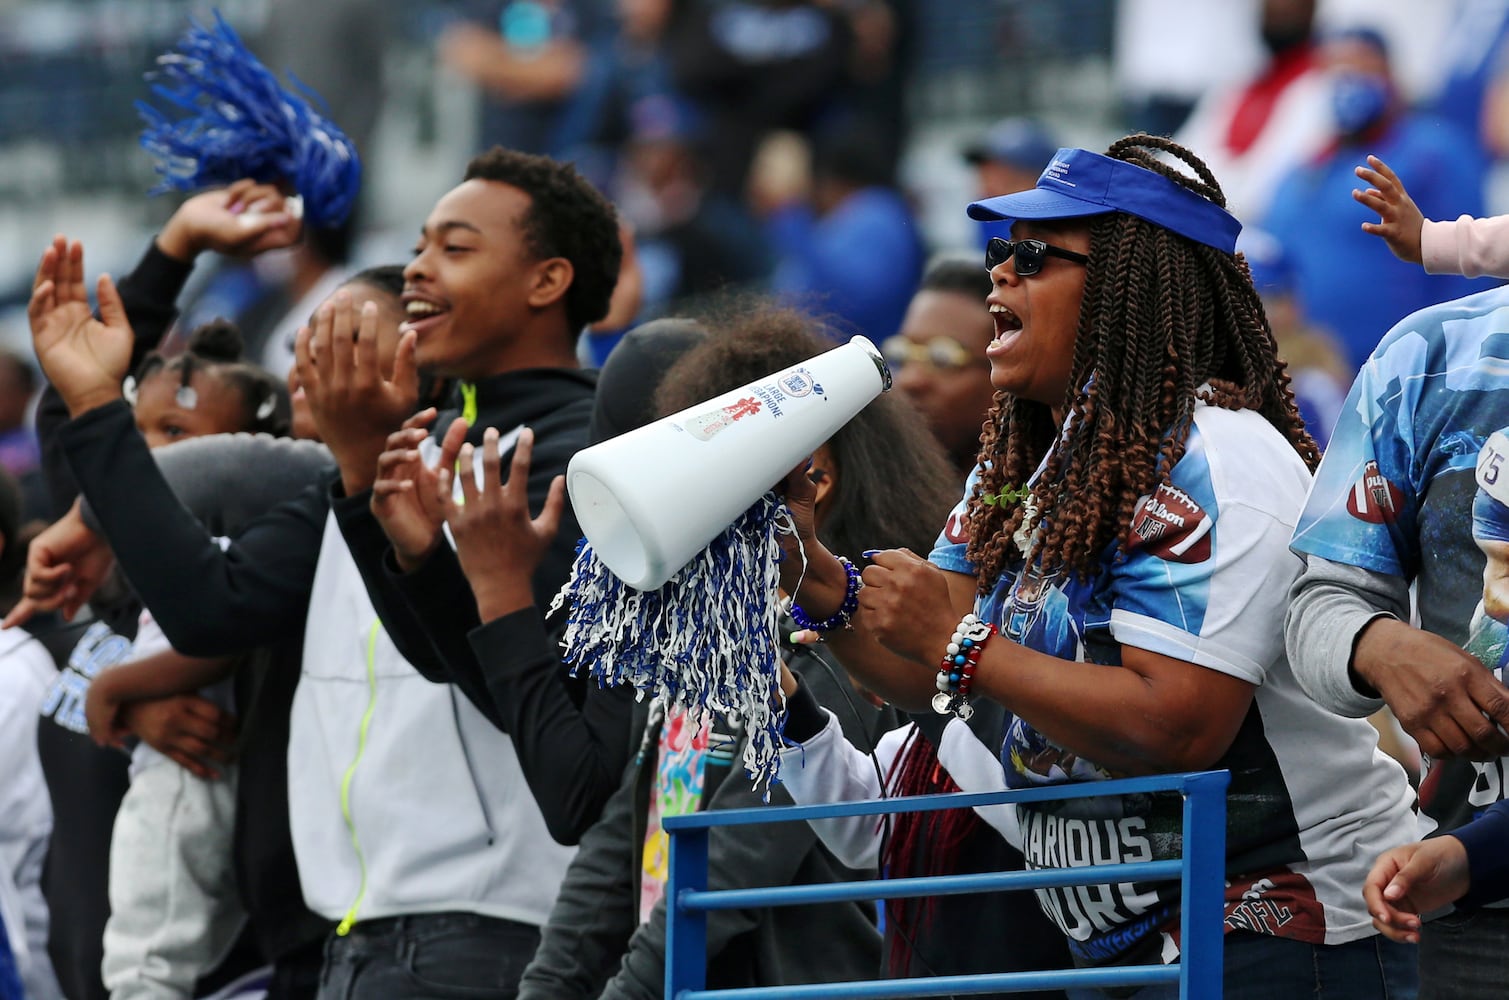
[934,613,996,720]
[788,556,862,633]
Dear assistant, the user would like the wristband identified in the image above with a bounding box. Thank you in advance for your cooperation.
[934,613,995,720]
[788,556,862,633]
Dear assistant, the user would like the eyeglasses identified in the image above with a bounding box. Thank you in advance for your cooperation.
[985,237,1089,277]
[881,335,983,372]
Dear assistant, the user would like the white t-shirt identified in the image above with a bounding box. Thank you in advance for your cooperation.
[0,627,64,999]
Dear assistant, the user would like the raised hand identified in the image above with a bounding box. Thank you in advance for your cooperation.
[295,290,419,495]
[1364,837,1471,944]
[439,426,566,621]
[29,236,135,415]
[156,180,301,262]
[371,412,466,570]
[3,501,115,628]
[1354,155,1425,265]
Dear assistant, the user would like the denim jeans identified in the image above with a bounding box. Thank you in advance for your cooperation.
[317,912,541,1000]
[1097,932,1418,1000]
[1419,906,1509,1000]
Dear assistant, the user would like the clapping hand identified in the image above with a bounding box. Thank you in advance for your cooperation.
[371,412,467,570]
[294,290,419,495]
[440,426,565,622]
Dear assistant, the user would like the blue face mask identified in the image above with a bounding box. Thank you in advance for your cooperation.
[1332,72,1391,135]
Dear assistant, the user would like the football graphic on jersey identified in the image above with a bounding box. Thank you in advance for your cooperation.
[943,507,969,544]
[1345,460,1403,524]
[1127,483,1212,563]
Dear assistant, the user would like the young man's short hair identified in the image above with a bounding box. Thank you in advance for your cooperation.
[465,148,622,335]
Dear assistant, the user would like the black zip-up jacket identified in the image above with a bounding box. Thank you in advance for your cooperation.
[329,370,638,845]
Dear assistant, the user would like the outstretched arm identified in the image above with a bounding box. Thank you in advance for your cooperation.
[36,185,300,516]
[1354,155,1425,265]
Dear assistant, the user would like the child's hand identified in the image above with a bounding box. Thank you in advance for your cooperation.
[1354,155,1425,264]
[4,502,115,629]
[121,695,236,780]
[84,673,130,749]
[1363,837,1470,944]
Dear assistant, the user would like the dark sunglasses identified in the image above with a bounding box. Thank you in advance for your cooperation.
[985,236,1089,277]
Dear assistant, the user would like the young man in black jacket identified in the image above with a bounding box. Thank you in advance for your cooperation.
[26,149,627,999]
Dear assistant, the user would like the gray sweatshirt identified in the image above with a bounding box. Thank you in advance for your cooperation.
[1283,553,1406,719]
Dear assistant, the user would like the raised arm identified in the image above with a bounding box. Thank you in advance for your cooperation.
[36,185,300,516]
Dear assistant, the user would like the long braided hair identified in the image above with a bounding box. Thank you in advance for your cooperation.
[965,134,1319,590]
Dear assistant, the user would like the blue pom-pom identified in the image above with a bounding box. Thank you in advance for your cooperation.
[136,11,361,228]
[550,493,791,793]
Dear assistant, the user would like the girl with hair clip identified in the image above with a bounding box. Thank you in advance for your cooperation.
[126,319,291,445]
[775,134,1420,998]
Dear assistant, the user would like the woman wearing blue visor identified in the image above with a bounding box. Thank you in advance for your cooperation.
[775,134,1419,998]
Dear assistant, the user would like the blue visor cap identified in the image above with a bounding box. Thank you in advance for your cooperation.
[967,148,1242,255]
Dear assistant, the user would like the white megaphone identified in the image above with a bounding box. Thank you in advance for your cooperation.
[568,335,893,591]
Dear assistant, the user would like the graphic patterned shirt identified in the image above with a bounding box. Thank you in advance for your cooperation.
[933,404,1414,966]
[1293,286,1509,841]
[640,708,712,923]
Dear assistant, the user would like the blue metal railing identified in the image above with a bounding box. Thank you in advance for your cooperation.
[664,769,1230,999]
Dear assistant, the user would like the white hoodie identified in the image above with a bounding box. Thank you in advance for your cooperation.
[288,514,575,927]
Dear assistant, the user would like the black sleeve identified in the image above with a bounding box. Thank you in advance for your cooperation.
[39,240,194,519]
[467,609,636,844]
[59,400,323,657]
[780,678,829,743]
[516,763,641,1000]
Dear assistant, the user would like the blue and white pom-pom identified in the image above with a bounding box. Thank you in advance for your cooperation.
[552,494,791,793]
[136,11,360,228]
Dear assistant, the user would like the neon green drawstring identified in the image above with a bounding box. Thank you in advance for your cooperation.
[335,620,383,936]
[460,382,478,427]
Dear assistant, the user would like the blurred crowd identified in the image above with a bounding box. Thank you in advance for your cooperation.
[7,0,1509,999]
